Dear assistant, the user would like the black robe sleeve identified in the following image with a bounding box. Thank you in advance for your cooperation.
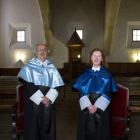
[19,77,39,98]
[104,92,112,99]
[19,78,60,103]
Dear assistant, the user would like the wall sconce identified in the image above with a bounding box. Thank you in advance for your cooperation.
[78,54,81,58]
[18,52,24,61]
[136,50,140,63]
[19,53,22,61]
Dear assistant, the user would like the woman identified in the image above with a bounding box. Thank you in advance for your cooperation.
[73,48,118,140]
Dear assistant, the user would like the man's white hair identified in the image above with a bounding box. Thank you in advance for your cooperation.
[33,44,50,55]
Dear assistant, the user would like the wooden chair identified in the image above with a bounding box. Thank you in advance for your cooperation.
[11,84,24,140]
[110,84,132,140]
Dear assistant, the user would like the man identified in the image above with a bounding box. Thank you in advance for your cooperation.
[18,44,64,140]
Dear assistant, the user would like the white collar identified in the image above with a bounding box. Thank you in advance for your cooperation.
[40,60,48,66]
[92,66,100,71]
[36,58,48,66]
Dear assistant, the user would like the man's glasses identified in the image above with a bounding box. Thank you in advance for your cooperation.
[36,48,47,52]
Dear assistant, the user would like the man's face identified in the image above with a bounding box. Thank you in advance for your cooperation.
[35,44,47,62]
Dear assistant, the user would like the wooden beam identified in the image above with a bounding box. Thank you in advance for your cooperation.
[103,0,121,56]
[36,0,54,56]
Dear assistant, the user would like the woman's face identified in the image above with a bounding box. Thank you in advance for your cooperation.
[91,51,103,67]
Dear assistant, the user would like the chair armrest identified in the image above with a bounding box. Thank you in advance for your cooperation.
[11,103,18,110]
[127,108,132,123]
[127,108,132,115]
[11,103,18,122]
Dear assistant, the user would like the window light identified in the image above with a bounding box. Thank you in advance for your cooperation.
[133,30,140,41]
[17,31,25,42]
[76,30,83,39]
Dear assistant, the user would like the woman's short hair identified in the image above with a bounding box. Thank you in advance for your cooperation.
[33,44,50,55]
[87,48,108,68]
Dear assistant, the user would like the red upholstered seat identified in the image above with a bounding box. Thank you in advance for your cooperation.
[16,116,24,131]
[110,119,126,137]
[12,84,24,140]
[109,84,132,140]
[17,85,23,114]
[110,85,127,118]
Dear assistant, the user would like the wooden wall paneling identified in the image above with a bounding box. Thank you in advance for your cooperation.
[0,63,140,77]
[0,68,21,76]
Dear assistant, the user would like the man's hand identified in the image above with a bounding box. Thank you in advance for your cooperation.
[41,96,50,107]
[87,105,97,114]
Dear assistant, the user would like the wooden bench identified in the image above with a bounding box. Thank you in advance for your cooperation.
[114,77,140,112]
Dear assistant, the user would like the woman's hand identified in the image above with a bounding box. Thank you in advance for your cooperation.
[87,105,97,114]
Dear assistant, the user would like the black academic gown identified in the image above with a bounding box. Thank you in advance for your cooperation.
[77,92,112,140]
[19,78,58,140]
[73,66,118,140]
